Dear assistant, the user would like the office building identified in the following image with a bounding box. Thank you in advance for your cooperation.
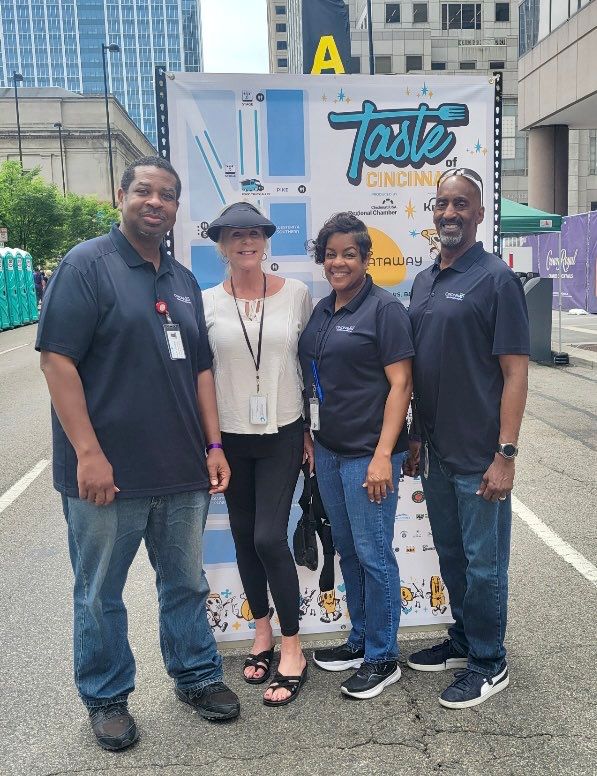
[267,0,302,72]
[0,0,203,147]
[518,0,596,214]
[0,87,155,200]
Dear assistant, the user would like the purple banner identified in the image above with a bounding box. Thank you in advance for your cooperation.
[588,212,597,314]
[528,217,587,311]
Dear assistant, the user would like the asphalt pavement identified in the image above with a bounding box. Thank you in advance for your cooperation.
[0,319,595,776]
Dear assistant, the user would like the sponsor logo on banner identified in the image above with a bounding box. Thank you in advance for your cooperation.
[412,490,425,503]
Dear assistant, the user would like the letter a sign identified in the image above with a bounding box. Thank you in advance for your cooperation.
[302,0,353,75]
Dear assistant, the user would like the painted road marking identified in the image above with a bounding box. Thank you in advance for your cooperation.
[512,495,597,587]
[561,325,597,335]
[0,459,50,516]
[0,343,30,356]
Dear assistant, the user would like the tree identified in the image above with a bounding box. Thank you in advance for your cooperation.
[0,161,64,263]
[56,194,119,266]
[0,161,119,269]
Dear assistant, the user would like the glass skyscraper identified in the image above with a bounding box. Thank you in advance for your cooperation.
[0,0,203,146]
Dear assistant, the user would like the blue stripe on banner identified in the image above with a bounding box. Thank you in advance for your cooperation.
[254,110,260,175]
[191,245,226,289]
[238,110,244,176]
[203,528,238,566]
[270,202,308,256]
[204,130,222,168]
[195,136,226,205]
[266,90,305,176]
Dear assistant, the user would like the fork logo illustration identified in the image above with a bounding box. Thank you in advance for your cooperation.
[328,101,469,186]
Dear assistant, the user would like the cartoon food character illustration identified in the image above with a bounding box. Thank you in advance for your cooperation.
[318,589,341,623]
[429,575,448,615]
[206,592,230,632]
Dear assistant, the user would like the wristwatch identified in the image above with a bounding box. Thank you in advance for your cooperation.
[497,443,518,459]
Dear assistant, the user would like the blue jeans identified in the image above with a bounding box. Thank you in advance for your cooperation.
[314,439,404,664]
[62,490,222,709]
[422,446,512,676]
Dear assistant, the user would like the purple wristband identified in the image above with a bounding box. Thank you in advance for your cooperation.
[206,443,224,453]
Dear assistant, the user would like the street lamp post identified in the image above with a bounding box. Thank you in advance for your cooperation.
[53,121,66,196]
[101,42,120,208]
[12,72,24,167]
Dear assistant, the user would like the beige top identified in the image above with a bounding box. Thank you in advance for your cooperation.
[203,278,312,434]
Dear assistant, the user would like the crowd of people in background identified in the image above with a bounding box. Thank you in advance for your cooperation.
[35,156,529,751]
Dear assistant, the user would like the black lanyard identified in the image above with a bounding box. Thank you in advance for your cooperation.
[230,273,266,393]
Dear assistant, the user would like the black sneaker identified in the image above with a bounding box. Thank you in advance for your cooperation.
[176,681,240,721]
[341,661,401,699]
[407,639,468,672]
[88,703,139,751]
[312,643,365,672]
[439,664,509,709]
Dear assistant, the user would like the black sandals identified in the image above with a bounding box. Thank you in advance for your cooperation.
[242,647,275,685]
[263,664,308,707]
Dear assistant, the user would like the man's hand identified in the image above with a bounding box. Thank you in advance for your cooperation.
[303,431,314,474]
[477,454,515,502]
[207,448,231,494]
[77,450,119,505]
[363,453,393,504]
[403,440,421,477]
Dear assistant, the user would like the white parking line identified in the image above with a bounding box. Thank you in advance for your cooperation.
[0,459,50,516]
[561,325,597,335]
[512,495,597,587]
[0,343,30,356]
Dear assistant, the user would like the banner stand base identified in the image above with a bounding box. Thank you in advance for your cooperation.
[217,623,449,654]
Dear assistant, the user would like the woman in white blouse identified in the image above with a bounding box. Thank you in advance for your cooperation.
[203,202,313,707]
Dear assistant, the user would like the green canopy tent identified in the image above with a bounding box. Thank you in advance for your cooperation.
[499,198,567,364]
[499,197,562,235]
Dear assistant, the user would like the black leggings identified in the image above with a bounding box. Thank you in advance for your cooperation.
[222,418,304,636]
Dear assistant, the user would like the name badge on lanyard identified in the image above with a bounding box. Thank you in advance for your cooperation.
[310,360,324,431]
[231,274,267,425]
[156,300,186,360]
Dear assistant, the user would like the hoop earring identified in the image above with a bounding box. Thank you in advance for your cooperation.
[220,255,229,264]
[321,269,327,279]
[261,252,268,263]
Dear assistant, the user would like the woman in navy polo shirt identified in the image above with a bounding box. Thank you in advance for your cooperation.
[299,212,414,700]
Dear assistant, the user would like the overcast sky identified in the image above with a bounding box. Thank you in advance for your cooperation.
[201,0,269,73]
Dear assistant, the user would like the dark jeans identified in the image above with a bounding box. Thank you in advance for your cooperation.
[62,490,222,708]
[314,439,405,664]
[422,446,512,676]
[222,418,304,636]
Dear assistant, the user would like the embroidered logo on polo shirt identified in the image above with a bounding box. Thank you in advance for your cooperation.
[335,325,355,332]
[174,293,192,304]
[445,292,465,301]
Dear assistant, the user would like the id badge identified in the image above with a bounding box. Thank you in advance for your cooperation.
[423,442,430,480]
[250,394,268,425]
[163,324,186,360]
[309,397,320,431]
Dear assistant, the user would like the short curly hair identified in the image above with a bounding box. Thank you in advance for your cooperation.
[309,212,372,264]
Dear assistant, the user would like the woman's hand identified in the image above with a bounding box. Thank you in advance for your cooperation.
[303,431,314,474]
[363,453,393,504]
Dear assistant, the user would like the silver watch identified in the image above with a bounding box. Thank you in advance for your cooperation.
[497,443,518,459]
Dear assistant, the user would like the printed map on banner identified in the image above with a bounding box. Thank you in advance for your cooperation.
[165,73,497,640]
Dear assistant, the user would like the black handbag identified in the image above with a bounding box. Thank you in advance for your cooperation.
[293,463,319,571]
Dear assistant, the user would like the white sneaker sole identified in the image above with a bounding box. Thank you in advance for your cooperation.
[406,656,468,672]
[312,655,364,672]
[438,670,509,709]
[340,666,401,699]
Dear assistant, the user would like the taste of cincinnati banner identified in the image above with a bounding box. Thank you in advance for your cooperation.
[164,72,498,639]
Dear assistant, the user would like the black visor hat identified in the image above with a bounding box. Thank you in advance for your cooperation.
[206,202,276,242]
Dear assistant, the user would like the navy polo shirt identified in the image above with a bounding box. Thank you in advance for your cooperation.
[36,225,213,498]
[408,241,529,475]
[299,274,415,457]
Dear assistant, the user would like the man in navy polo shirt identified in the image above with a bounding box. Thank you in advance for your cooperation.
[36,156,239,750]
[405,169,529,709]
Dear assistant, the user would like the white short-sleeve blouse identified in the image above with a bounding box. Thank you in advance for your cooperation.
[202,278,312,434]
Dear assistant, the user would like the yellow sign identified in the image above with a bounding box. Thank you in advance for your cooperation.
[310,36,345,74]
[367,226,406,287]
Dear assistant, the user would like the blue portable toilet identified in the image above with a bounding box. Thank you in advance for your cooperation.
[0,248,12,330]
[4,249,22,327]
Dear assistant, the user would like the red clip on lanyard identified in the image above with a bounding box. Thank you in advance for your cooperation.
[155,299,172,323]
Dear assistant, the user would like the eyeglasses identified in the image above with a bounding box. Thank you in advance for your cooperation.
[437,168,484,204]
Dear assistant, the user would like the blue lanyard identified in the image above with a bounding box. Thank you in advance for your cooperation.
[311,360,324,403]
